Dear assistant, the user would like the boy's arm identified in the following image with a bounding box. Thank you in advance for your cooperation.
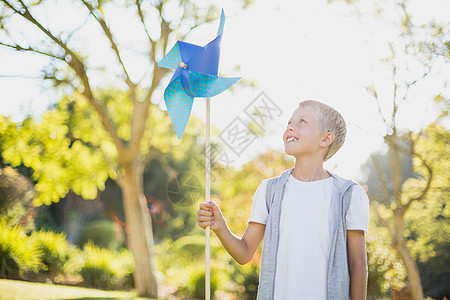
[347,230,368,300]
[198,200,265,265]
[215,221,265,265]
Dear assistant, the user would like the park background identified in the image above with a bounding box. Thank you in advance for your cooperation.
[0,0,448,299]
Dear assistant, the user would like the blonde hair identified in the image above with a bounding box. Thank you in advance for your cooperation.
[298,100,346,161]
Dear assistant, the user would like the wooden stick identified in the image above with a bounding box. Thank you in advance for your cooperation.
[205,97,211,300]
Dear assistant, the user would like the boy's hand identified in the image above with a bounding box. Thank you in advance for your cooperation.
[197,200,226,233]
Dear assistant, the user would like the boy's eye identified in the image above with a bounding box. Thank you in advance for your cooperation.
[300,119,306,123]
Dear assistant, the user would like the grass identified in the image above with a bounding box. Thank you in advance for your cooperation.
[0,279,158,300]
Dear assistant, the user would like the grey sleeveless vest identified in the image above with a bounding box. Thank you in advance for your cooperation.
[256,167,356,300]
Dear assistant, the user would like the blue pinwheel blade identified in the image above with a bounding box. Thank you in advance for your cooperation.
[158,42,182,70]
[217,9,225,37]
[189,70,240,98]
[164,76,194,139]
[158,41,203,70]
[186,10,226,76]
[178,41,203,63]
[187,34,222,76]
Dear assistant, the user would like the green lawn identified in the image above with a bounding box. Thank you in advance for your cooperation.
[0,279,158,300]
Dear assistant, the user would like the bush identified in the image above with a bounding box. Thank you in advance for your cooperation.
[178,267,219,299]
[418,241,450,299]
[172,235,205,259]
[30,230,80,280]
[0,219,41,279]
[223,257,260,299]
[80,242,134,290]
[0,167,35,232]
[79,219,124,250]
[239,264,259,299]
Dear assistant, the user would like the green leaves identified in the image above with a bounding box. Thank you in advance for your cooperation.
[0,219,42,278]
[0,97,112,205]
[80,241,134,290]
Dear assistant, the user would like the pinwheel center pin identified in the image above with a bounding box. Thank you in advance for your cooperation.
[179,62,187,68]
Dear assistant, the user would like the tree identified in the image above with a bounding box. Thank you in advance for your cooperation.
[366,60,431,300]
[328,0,450,298]
[0,1,250,296]
[403,124,450,299]
[360,123,449,299]
[357,2,449,298]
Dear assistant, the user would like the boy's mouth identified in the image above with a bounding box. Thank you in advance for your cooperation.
[286,136,299,143]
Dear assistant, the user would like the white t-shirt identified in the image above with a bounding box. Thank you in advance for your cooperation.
[247,174,369,300]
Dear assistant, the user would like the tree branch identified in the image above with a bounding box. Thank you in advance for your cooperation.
[178,7,218,42]
[0,74,40,79]
[128,69,167,158]
[371,201,396,237]
[371,154,392,207]
[135,0,158,87]
[385,134,404,207]
[67,133,118,176]
[179,22,203,41]
[394,141,433,216]
[79,0,136,95]
[157,1,170,57]
[129,0,177,157]
[391,62,398,131]
[65,13,91,44]
[403,154,432,213]
[135,0,154,47]
[0,41,65,60]
[403,64,432,101]
[365,84,389,127]
[3,0,126,158]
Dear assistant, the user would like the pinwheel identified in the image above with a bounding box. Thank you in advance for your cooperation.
[158,9,240,300]
[158,9,241,139]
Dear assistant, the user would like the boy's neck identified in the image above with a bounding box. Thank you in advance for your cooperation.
[292,156,331,182]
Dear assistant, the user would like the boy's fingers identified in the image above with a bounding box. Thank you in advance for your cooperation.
[198,201,220,221]
[206,200,219,210]
[198,221,213,229]
[199,202,209,210]
[200,201,219,212]
[197,210,213,216]
[198,215,213,222]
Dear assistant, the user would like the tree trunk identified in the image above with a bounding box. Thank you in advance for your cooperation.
[393,215,424,300]
[387,134,424,300]
[118,159,158,298]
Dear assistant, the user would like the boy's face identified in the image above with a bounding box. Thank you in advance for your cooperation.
[283,104,329,158]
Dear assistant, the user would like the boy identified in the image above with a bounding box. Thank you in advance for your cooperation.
[197,100,369,300]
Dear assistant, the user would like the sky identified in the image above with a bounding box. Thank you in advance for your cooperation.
[0,0,449,180]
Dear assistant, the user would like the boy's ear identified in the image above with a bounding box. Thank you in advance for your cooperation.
[320,131,335,148]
